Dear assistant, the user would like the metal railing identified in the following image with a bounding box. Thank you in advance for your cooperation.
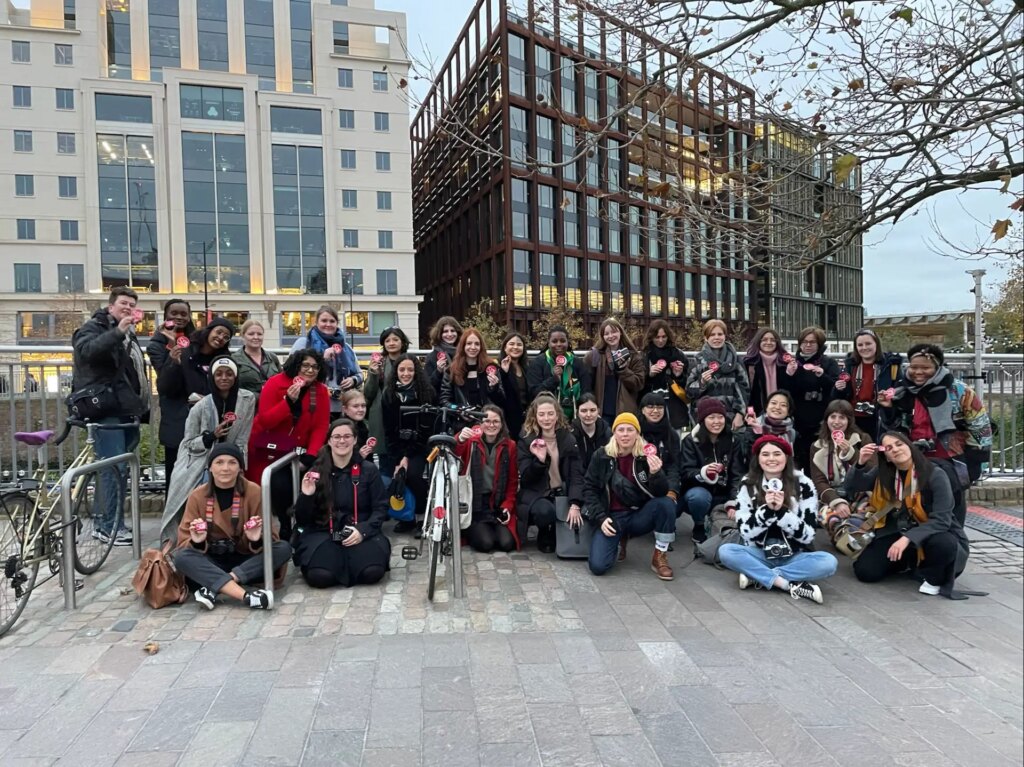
[1,346,1020,479]
[60,451,141,609]
[259,449,304,603]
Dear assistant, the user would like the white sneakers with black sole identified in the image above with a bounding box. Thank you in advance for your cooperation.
[919,580,941,596]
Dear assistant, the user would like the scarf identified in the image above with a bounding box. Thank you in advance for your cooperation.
[867,468,929,563]
[760,352,778,395]
[701,342,739,375]
[394,380,417,405]
[762,414,793,439]
[544,349,582,418]
[647,344,677,365]
[901,366,957,436]
[307,327,350,378]
[436,341,457,362]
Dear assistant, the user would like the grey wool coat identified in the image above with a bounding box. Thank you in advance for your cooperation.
[159,389,255,541]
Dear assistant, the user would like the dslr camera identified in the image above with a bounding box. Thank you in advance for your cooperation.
[762,524,792,561]
[207,538,236,556]
[329,387,343,401]
[332,525,356,542]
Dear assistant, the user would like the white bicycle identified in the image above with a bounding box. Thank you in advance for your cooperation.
[399,403,484,601]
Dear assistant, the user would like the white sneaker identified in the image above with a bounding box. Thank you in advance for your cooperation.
[738,573,752,590]
[194,587,216,611]
[919,580,941,596]
[244,589,274,609]
[789,581,824,604]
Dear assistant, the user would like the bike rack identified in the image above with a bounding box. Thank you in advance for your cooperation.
[59,451,141,610]
[259,449,305,603]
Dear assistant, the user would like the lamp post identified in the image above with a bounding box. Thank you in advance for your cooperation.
[342,270,362,340]
[967,269,986,384]
[202,238,216,323]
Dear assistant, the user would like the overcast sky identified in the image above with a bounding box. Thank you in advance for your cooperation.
[387,0,1019,317]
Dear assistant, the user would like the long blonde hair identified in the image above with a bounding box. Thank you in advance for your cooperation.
[602,428,646,458]
[522,393,569,436]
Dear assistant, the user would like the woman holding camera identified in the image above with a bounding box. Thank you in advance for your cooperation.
[291,305,362,416]
[517,394,584,553]
[830,329,902,440]
[582,412,676,580]
[160,358,255,541]
[292,419,391,588]
[843,432,971,596]
[455,405,520,553]
[174,444,290,610]
[585,318,645,426]
[718,435,836,603]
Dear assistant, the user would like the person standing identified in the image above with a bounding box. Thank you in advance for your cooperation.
[782,326,840,470]
[585,318,645,426]
[640,320,691,431]
[232,319,282,404]
[685,319,750,433]
[831,329,903,441]
[71,287,151,546]
[291,306,362,416]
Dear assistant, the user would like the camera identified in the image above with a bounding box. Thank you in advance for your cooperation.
[207,538,235,556]
[762,525,792,561]
[854,401,876,415]
[329,388,343,401]
[332,525,356,542]
[912,438,935,452]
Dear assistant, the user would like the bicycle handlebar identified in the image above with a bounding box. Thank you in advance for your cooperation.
[53,417,142,446]
[399,403,486,422]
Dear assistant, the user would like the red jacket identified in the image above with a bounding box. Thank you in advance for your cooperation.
[456,436,521,548]
[246,372,330,483]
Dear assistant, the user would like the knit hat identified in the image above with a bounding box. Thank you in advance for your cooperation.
[612,412,641,432]
[210,357,237,377]
[206,317,237,336]
[640,391,667,408]
[208,443,244,467]
[695,397,727,423]
[751,434,793,458]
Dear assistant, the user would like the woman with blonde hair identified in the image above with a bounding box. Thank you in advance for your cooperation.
[585,318,645,426]
[232,319,282,402]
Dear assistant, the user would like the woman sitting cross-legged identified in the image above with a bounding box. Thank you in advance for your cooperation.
[809,399,873,546]
[173,444,290,611]
[843,432,972,598]
[455,404,520,553]
[291,419,391,589]
[718,435,837,603]
[583,412,676,580]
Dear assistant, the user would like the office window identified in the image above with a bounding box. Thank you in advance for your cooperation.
[333,21,350,54]
[244,0,275,81]
[508,33,526,97]
[511,179,530,240]
[59,176,78,198]
[341,189,358,208]
[270,106,321,134]
[12,41,30,63]
[14,264,41,293]
[59,263,84,290]
[370,311,396,336]
[375,152,391,171]
[341,269,363,293]
[372,71,388,92]
[564,256,581,309]
[289,0,312,91]
[337,68,353,88]
[534,45,553,103]
[150,0,182,72]
[180,84,244,121]
[535,115,554,169]
[562,191,579,248]
[377,230,393,249]
[56,88,75,110]
[197,0,229,71]
[513,248,532,308]
[373,112,390,132]
[95,93,152,123]
[376,191,392,210]
[15,175,34,197]
[538,185,556,245]
[13,86,32,108]
[587,259,604,312]
[106,0,131,78]
[16,220,36,240]
[271,143,325,293]
[55,43,73,65]
[14,129,32,151]
[607,199,621,255]
[339,109,355,129]
[376,268,397,295]
[60,220,80,241]
[510,106,528,168]
[343,229,359,247]
[340,149,357,169]
[539,252,558,307]
[57,132,75,154]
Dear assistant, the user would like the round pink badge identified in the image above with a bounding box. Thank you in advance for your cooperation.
[222,412,236,423]
[831,430,844,442]
[656,360,667,370]
[883,388,896,399]
[486,365,497,376]
[839,373,851,382]
[803,364,816,370]
[131,309,144,323]
[471,426,483,438]
[176,337,191,348]
[555,355,566,366]
[332,344,342,353]
[783,354,794,363]
[164,320,176,330]
[437,351,447,361]
[194,519,207,533]
[708,361,720,372]
[244,517,260,530]
[643,443,657,457]
[366,437,377,449]
[371,352,383,363]
[307,471,320,482]
[293,376,305,387]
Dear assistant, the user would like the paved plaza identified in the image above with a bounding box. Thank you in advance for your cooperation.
[0,510,1021,767]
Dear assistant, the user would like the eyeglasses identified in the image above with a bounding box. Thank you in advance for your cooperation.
[329,434,355,442]
[300,362,320,372]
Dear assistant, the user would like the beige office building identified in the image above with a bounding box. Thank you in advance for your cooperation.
[0,0,420,348]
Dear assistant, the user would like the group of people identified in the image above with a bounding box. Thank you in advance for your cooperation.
[71,288,993,611]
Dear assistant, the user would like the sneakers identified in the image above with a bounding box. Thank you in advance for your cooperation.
[738,572,752,590]
[194,587,217,611]
[91,528,133,547]
[650,549,674,581]
[919,580,941,596]
[244,589,274,610]
[537,525,556,554]
[789,581,824,604]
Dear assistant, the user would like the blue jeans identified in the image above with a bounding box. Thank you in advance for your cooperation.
[94,419,140,535]
[681,487,713,540]
[589,496,676,576]
[718,543,837,590]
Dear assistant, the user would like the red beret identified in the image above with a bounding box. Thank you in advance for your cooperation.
[751,434,793,458]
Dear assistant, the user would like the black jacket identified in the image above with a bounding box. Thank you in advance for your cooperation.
[499,365,529,439]
[440,367,505,410]
[293,460,389,540]
[155,345,224,447]
[743,354,789,415]
[526,353,592,403]
[784,352,841,434]
[571,418,612,475]
[640,415,681,495]
[147,332,187,446]
[72,308,148,419]
[516,429,584,509]
[678,429,750,503]
[381,389,434,460]
[640,347,691,429]
[582,451,670,524]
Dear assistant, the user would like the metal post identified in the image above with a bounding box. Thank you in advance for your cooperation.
[129,455,141,560]
[202,241,210,321]
[967,269,986,383]
[260,450,305,602]
[449,453,464,599]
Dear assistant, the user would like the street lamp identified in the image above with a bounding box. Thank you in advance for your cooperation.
[342,269,362,340]
[202,238,217,323]
[967,269,986,384]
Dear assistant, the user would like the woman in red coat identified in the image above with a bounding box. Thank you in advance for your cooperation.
[247,349,331,538]
[454,404,520,552]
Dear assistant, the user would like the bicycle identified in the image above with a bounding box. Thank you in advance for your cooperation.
[398,403,484,601]
[0,418,138,636]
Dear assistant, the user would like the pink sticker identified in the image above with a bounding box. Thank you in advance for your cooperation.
[803,364,816,371]
[193,519,207,533]
[176,336,191,348]
[839,373,851,382]
[656,360,667,369]
[747,406,755,417]
[643,443,657,457]
[883,388,896,399]
[371,352,383,363]
[164,320,176,330]
[706,468,719,481]
[471,426,483,438]
[222,412,236,423]
[783,354,794,363]
[708,361,720,372]
[307,471,320,481]
[131,309,144,323]
[486,365,497,376]
[831,429,844,442]
[332,343,342,353]
[366,437,377,449]
[876,445,888,453]
[555,355,566,366]
[532,439,546,449]
[293,376,305,387]
[437,351,447,361]
[244,517,260,530]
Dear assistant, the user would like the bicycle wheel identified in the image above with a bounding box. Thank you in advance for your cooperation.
[0,492,41,637]
[71,471,115,575]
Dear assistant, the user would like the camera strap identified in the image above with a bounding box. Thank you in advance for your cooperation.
[205,493,241,535]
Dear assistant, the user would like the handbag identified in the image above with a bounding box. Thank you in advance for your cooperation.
[457,474,473,530]
[554,496,592,559]
[251,429,301,465]
[132,542,188,609]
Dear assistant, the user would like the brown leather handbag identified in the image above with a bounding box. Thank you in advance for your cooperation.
[132,542,188,609]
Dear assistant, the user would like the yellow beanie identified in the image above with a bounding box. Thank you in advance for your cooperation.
[612,412,641,432]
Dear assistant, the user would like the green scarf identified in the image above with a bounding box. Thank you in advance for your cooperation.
[545,349,581,418]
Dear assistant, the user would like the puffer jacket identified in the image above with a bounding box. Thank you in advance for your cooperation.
[582,451,670,524]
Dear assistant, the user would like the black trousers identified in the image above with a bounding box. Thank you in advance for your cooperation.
[853,531,964,586]
[163,446,178,499]
[466,518,516,553]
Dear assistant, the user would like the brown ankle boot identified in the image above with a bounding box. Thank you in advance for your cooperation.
[651,549,673,581]
[617,536,628,562]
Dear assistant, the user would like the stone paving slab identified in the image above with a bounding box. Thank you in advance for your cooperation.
[0,515,1021,766]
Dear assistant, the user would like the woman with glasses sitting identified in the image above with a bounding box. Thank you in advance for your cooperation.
[247,349,331,539]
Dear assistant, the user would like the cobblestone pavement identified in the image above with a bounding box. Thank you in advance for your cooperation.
[1,513,1021,767]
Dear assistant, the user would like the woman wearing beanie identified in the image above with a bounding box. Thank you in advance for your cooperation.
[685,319,750,432]
[160,357,255,541]
[830,329,903,441]
[718,435,836,603]
[583,411,676,580]
[173,443,290,611]
[639,392,681,502]
[291,305,362,413]
[679,397,751,547]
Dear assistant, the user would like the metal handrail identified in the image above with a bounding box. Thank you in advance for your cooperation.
[59,451,141,610]
[258,450,304,602]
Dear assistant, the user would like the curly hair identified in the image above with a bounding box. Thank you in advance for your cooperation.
[542,324,574,352]
[384,353,435,404]
[522,392,569,436]
[449,328,496,386]
[282,349,328,383]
